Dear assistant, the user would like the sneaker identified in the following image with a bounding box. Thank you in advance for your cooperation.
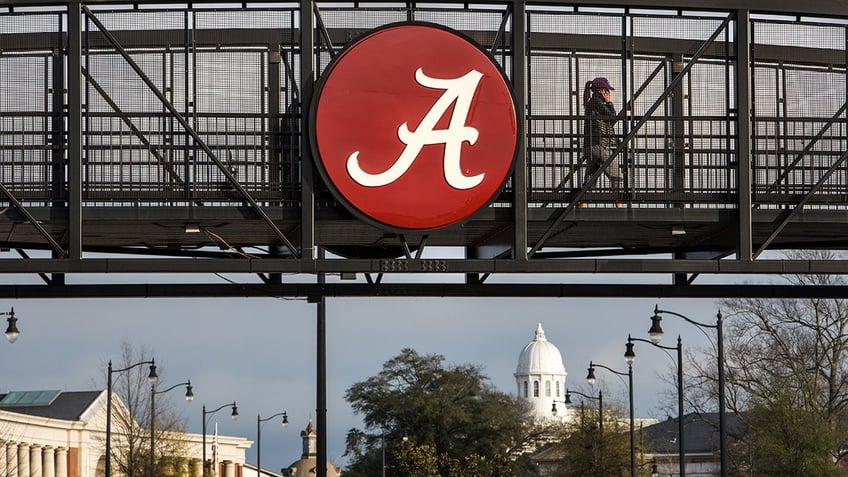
[579,202,588,209]
[615,202,625,209]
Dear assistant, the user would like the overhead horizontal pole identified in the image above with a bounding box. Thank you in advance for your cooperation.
[0,258,846,275]
[0,283,847,299]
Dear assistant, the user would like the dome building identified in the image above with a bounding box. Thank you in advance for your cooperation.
[515,323,570,423]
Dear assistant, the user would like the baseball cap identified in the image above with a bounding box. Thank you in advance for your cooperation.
[591,77,615,90]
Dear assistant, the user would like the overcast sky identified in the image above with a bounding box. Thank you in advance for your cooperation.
[0,260,750,474]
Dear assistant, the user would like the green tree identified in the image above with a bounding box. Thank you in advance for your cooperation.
[684,251,848,476]
[744,393,842,476]
[552,399,633,477]
[343,348,539,477]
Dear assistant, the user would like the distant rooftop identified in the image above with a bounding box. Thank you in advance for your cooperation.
[0,390,101,422]
[642,412,745,455]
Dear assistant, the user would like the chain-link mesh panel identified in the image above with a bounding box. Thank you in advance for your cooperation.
[0,12,61,203]
[527,9,736,209]
[0,3,846,218]
[76,6,300,205]
[752,20,847,208]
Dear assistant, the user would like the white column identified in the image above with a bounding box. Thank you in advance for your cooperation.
[0,440,7,476]
[54,448,67,477]
[7,442,18,477]
[190,458,202,477]
[175,458,187,477]
[30,444,42,477]
[18,443,30,477]
[222,460,235,477]
[42,446,55,477]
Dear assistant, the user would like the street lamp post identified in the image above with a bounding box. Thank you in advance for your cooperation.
[2,308,19,343]
[107,359,158,477]
[651,305,727,477]
[552,389,603,436]
[587,361,634,477]
[257,411,288,477]
[554,389,604,470]
[627,334,685,477]
[150,381,193,477]
[202,402,238,477]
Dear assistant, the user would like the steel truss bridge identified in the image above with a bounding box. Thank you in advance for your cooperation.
[0,0,847,299]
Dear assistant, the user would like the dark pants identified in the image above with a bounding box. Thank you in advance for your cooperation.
[583,145,623,188]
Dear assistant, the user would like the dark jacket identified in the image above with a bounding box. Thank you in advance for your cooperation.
[583,94,618,151]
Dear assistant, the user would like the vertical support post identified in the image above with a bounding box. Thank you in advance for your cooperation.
[620,13,630,198]
[510,0,527,260]
[597,390,604,470]
[67,0,82,260]
[717,313,728,477]
[671,54,686,197]
[52,12,67,285]
[268,44,282,194]
[677,337,685,477]
[202,406,207,477]
[256,416,262,477]
[316,248,327,477]
[735,10,753,260]
[628,365,635,477]
[268,41,285,281]
[671,53,688,286]
[150,384,155,477]
[183,10,192,201]
[300,0,316,262]
[106,361,113,477]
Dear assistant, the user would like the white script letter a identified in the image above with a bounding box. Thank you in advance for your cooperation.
[347,68,485,189]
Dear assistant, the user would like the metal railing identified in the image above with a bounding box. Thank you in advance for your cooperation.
[0,3,845,211]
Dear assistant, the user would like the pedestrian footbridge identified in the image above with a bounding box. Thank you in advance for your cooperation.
[0,0,846,296]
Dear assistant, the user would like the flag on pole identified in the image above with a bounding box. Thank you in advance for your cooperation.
[211,420,219,475]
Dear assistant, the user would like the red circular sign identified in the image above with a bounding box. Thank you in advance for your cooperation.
[310,23,518,231]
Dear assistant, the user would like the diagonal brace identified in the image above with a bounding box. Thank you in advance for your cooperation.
[529,13,733,257]
[82,5,300,258]
[82,67,186,188]
[765,102,847,193]
[0,183,66,257]
[754,149,848,258]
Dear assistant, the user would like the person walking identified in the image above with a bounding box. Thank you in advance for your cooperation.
[581,77,623,207]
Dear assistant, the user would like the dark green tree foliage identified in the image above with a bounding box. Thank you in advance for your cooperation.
[553,401,632,477]
[743,395,843,477]
[343,348,536,477]
[690,251,848,476]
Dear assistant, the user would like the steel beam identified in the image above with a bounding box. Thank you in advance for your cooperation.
[735,9,753,261]
[1,282,847,299]
[300,0,316,262]
[68,0,82,259]
[0,258,845,275]
[1,0,847,19]
[511,1,528,260]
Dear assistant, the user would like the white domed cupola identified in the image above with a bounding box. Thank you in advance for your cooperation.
[515,323,569,422]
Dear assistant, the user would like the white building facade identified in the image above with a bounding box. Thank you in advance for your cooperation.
[0,390,250,477]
